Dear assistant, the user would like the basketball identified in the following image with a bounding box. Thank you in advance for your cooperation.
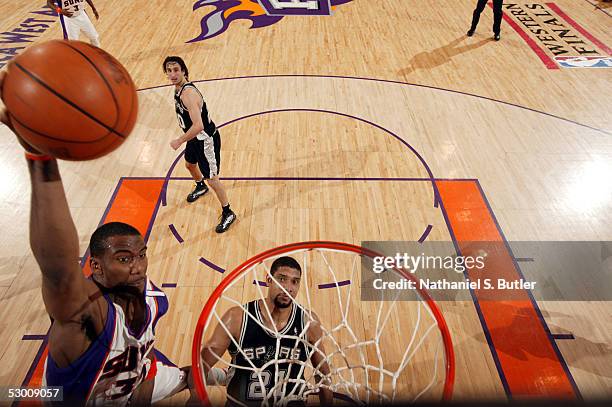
[3,40,138,160]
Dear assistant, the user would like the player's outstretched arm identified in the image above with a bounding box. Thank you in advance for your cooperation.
[308,312,333,405]
[0,71,101,324]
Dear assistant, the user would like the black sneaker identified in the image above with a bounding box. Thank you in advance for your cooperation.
[215,210,236,233]
[186,183,209,203]
[467,29,475,37]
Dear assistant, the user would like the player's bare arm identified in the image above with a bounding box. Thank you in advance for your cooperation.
[308,311,333,405]
[201,306,243,376]
[85,0,99,19]
[170,88,204,150]
[0,71,106,366]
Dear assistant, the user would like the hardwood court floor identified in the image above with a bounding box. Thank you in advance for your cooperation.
[0,0,610,403]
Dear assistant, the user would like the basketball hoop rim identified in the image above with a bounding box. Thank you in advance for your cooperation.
[191,241,455,405]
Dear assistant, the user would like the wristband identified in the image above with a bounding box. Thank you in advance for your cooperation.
[25,152,53,161]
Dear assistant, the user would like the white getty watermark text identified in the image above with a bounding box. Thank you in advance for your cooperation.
[372,253,486,274]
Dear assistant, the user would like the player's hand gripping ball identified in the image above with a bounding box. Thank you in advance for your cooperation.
[3,40,138,160]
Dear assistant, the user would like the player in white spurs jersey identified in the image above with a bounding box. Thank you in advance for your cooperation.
[47,0,101,47]
[0,72,190,405]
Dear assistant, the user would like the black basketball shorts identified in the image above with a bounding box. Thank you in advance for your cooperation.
[184,130,221,179]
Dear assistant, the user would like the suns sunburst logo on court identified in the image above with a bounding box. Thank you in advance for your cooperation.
[188,0,352,42]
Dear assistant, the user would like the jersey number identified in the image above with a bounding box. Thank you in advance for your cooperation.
[247,370,288,400]
[99,342,152,399]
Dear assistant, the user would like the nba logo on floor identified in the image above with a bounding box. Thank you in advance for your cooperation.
[258,0,333,15]
[554,56,612,69]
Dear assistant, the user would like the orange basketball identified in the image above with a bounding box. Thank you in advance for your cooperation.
[3,40,138,161]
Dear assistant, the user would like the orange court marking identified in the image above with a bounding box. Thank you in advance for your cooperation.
[436,180,578,398]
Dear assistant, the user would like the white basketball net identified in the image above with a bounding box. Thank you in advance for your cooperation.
[199,246,451,406]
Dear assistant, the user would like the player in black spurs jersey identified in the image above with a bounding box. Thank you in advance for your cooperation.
[164,56,236,233]
[201,257,333,406]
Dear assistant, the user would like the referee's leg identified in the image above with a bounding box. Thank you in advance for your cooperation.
[492,0,504,36]
[469,0,489,32]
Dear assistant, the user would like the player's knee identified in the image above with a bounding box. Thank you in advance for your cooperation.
[207,176,221,188]
[185,161,196,170]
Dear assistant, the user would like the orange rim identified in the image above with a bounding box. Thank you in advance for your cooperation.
[191,241,455,405]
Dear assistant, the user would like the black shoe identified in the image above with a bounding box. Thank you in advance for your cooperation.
[494,33,501,41]
[186,183,209,203]
[215,210,236,233]
[467,29,475,37]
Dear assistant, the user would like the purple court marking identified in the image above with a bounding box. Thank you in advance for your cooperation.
[553,333,576,340]
[20,334,49,388]
[199,257,225,273]
[418,224,433,243]
[168,224,184,244]
[219,176,430,182]
[161,150,186,207]
[119,176,481,182]
[138,75,612,136]
[21,335,46,341]
[228,109,438,208]
[515,257,534,262]
[318,280,351,289]
[161,283,177,288]
[253,280,268,287]
[473,180,582,399]
[162,108,441,208]
[144,186,165,243]
[59,14,68,39]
